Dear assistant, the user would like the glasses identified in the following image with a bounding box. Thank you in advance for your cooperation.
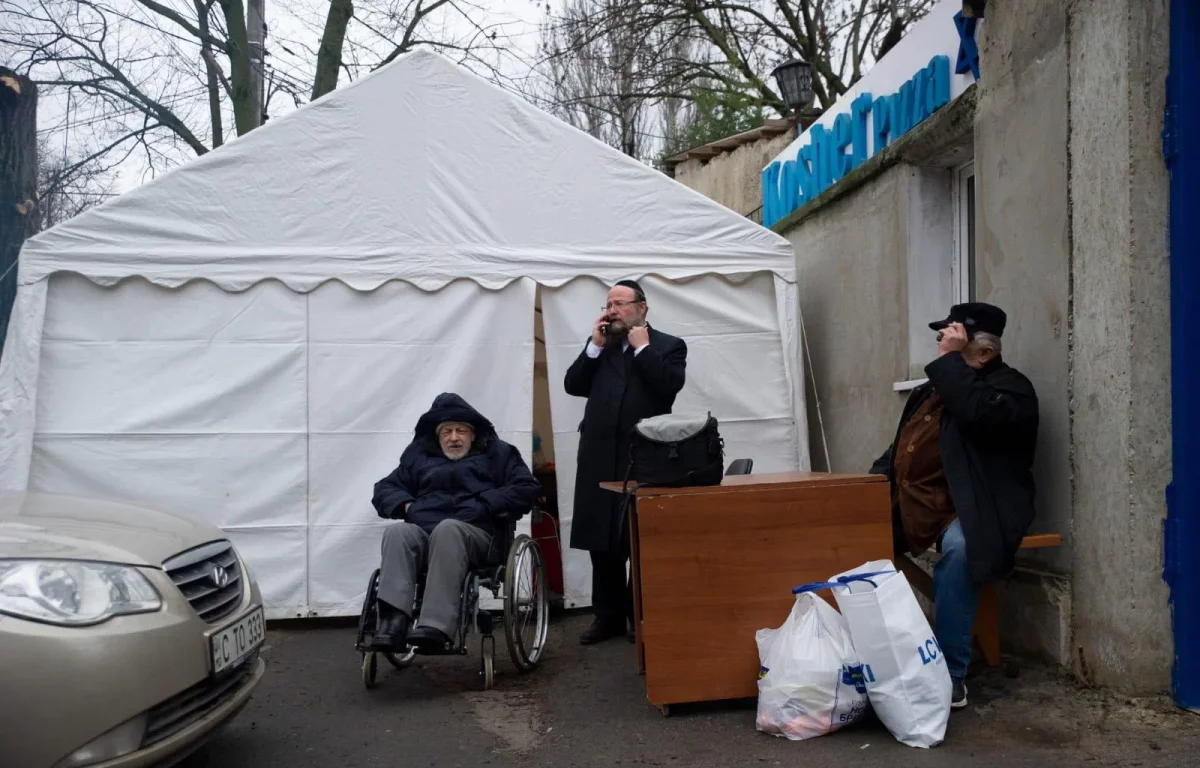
[603,299,643,311]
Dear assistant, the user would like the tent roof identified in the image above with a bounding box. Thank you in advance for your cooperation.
[19,49,795,291]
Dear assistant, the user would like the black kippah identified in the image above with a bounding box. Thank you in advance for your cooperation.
[615,279,645,300]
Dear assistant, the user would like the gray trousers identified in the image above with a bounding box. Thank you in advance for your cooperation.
[378,519,492,636]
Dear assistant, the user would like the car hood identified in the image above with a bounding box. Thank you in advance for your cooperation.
[0,492,226,567]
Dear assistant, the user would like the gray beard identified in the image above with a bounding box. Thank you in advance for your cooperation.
[604,325,629,348]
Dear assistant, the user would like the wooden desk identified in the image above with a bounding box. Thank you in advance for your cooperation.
[600,472,892,714]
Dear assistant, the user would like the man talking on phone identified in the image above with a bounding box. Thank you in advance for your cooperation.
[565,279,687,645]
[870,302,1038,710]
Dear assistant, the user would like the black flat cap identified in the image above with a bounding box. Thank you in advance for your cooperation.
[929,302,1007,337]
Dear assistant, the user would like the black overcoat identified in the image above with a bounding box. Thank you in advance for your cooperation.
[565,327,687,554]
[871,353,1039,582]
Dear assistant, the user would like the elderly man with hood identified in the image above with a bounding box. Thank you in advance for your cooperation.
[370,393,540,651]
[871,302,1039,711]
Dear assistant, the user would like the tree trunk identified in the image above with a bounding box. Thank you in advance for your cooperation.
[0,67,37,355]
[218,0,259,136]
[197,0,225,147]
[246,0,266,123]
[312,0,354,100]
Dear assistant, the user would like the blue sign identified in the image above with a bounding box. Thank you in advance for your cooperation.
[955,11,981,80]
[762,55,953,228]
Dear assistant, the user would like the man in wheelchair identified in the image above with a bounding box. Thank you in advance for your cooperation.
[370,393,540,652]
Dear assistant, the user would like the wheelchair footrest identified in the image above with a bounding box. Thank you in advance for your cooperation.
[408,632,454,654]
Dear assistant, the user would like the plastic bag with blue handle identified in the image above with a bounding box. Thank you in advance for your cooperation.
[823,560,951,748]
[754,589,869,740]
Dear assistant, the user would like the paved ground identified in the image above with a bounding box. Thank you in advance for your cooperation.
[181,613,1197,768]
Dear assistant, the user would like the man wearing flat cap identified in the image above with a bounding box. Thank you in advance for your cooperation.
[871,302,1039,709]
[565,279,688,645]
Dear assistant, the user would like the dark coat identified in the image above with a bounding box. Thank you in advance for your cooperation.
[371,393,540,538]
[871,353,1039,583]
[564,327,687,554]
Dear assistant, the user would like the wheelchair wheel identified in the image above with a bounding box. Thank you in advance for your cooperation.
[361,651,378,689]
[356,569,382,649]
[481,635,496,690]
[503,533,549,672]
[384,648,416,670]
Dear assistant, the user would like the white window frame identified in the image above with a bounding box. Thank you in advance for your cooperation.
[952,161,976,304]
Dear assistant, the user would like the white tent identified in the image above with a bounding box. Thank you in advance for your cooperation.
[0,50,807,618]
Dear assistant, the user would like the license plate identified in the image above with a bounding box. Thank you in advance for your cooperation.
[210,607,265,675]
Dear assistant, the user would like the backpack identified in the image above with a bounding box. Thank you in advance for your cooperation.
[624,413,725,489]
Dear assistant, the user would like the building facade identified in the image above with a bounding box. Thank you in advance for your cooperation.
[752,0,1193,700]
[663,120,797,223]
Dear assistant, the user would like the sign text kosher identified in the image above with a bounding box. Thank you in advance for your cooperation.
[762,55,952,228]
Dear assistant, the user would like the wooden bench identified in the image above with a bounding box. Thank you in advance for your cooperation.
[898,533,1063,668]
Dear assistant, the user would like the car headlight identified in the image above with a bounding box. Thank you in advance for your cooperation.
[0,560,162,626]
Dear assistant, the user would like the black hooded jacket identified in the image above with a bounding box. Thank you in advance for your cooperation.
[371,393,540,537]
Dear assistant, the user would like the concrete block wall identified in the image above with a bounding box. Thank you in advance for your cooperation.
[972,0,1076,665]
[786,165,912,474]
[1066,0,1172,692]
[965,0,1173,690]
[774,0,1174,694]
[671,130,796,218]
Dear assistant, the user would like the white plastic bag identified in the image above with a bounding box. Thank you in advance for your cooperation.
[828,560,951,748]
[755,590,869,740]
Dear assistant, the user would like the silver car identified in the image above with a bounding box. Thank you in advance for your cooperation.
[0,492,266,768]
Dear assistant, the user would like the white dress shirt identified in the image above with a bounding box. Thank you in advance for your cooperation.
[585,339,647,358]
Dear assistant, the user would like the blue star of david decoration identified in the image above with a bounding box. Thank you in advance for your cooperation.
[954,11,980,80]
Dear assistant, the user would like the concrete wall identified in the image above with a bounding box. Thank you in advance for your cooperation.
[1066,0,1172,692]
[972,0,1076,664]
[672,130,796,217]
[785,165,911,473]
[975,0,1172,692]
[771,0,1173,694]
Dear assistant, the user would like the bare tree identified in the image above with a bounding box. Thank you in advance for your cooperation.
[673,0,936,112]
[295,0,530,101]
[536,0,696,161]
[538,0,935,145]
[35,138,117,231]
[1,0,529,188]
[2,0,263,177]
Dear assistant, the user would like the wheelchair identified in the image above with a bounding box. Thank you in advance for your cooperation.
[355,513,550,690]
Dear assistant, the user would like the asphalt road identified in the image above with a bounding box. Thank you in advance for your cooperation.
[180,613,1197,768]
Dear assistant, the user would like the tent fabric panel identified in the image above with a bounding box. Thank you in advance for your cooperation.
[41,274,306,342]
[0,280,48,490]
[306,278,535,439]
[34,342,307,436]
[774,276,811,471]
[223,525,310,620]
[28,433,308,532]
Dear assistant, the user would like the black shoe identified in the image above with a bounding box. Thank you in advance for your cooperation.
[579,619,625,645]
[407,625,452,650]
[372,600,410,651]
[951,678,969,710]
